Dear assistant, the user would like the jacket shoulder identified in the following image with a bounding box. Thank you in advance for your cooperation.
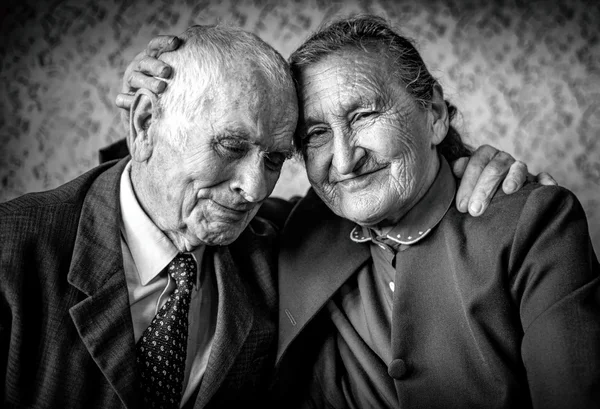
[0,161,118,217]
[0,161,120,271]
[491,182,582,213]
[446,182,585,235]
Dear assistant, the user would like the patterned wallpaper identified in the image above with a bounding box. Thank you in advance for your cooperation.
[1,0,599,251]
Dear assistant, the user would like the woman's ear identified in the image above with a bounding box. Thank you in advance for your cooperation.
[429,83,449,147]
[128,89,158,162]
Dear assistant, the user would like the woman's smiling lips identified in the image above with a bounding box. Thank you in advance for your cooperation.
[333,167,387,191]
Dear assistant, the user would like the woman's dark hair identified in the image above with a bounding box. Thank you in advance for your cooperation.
[289,14,471,162]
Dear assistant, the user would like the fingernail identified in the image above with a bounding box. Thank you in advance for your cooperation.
[156,81,166,92]
[470,200,483,215]
[505,180,517,193]
[160,67,172,78]
[459,198,468,212]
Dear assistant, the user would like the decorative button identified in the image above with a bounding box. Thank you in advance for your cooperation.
[389,281,395,292]
[388,358,408,379]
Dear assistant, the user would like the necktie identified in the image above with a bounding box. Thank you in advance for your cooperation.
[136,253,197,408]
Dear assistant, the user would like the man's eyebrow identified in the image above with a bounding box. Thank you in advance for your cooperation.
[219,127,251,139]
[218,126,293,155]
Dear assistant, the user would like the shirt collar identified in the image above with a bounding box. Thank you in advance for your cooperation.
[119,161,180,285]
[350,156,456,246]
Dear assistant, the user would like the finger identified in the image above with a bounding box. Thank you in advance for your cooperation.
[120,50,148,94]
[126,71,167,94]
[455,145,497,212]
[138,55,172,78]
[146,35,181,58]
[116,93,135,125]
[535,172,558,186]
[467,151,515,216]
[451,157,469,179]
[502,160,528,194]
[115,93,136,110]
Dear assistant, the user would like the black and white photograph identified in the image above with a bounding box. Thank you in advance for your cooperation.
[1,0,599,407]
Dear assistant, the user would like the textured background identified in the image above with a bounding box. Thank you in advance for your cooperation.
[1,0,599,251]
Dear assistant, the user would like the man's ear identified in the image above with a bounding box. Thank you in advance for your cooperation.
[128,89,158,162]
[428,83,449,147]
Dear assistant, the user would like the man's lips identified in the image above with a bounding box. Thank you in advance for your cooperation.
[211,200,256,214]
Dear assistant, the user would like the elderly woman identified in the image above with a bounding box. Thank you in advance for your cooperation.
[116,16,598,409]
[272,16,599,409]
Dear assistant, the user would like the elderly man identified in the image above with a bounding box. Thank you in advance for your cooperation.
[113,17,585,409]
[271,16,599,409]
[0,25,297,408]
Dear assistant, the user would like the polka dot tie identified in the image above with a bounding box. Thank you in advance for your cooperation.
[136,253,197,409]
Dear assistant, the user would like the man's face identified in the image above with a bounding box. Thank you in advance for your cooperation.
[143,69,297,249]
[298,49,439,228]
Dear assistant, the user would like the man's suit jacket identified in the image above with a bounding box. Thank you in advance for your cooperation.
[273,184,600,408]
[0,158,281,408]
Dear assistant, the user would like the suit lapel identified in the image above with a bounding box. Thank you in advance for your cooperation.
[193,245,254,408]
[276,189,371,363]
[67,159,140,409]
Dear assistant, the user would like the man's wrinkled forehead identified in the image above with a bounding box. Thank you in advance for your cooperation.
[196,69,295,142]
[184,61,285,111]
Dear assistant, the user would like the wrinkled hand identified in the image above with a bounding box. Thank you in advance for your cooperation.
[452,145,557,216]
[115,35,180,123]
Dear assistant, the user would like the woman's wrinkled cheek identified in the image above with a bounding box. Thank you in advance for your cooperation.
[322,183,340,206]
[306,154,329,185]
[389,151,416,190]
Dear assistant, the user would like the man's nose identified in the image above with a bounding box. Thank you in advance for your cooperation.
[231,155,269,203]
[331,130,365,175]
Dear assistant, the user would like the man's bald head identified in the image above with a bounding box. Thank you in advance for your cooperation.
[153,25,295,142]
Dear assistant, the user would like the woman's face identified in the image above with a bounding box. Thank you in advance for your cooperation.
[297,49,442,228]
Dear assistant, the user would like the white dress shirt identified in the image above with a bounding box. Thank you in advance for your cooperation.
[119,161,217,407]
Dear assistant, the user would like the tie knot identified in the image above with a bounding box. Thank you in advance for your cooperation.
[168,253,197,289]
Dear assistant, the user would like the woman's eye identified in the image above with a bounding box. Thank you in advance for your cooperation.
[305,128,329,142]
[301,127,331,152]
[353,111,375,122]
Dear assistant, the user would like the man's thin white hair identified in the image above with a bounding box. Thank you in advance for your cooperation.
[153,24,293,144]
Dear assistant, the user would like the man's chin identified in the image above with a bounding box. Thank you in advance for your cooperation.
[192,225,246,247]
